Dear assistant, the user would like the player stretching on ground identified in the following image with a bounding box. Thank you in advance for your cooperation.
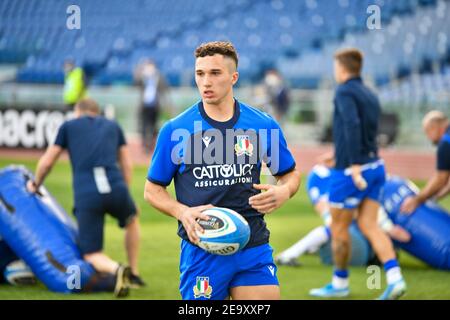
[401,111,450,213]
[144,41,301,300]
[28,98,145,295]
[309,49,407,300]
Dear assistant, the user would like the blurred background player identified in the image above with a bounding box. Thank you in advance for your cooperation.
[63,58,88,111]
[310,48,406,300]
[134,58,169,153]
[27,98,145,289]
[401,111,450,213]
[262,69,291,127]
[275,163,410,267]
[144,41,301,300]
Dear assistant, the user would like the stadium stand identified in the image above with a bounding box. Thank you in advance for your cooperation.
[0,0,449,91]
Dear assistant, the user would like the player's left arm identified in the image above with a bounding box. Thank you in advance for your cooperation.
[401,170,450,213]
[249,169,301,214]
[28,145,64,192]
[434,178,450,200]
[118,145,133,187]
[116,123,132,186]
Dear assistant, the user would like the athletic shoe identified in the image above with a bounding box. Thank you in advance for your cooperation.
[129,273,147,288]
[274,256,302,267]
[377,279,407,300]
[309,283,350,298]
[114,265,131,298]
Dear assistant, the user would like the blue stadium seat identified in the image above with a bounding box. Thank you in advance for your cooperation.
[1,0,449,89]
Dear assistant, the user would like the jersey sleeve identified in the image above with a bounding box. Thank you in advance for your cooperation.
[53,122,68,148]
[335,91,362,165]
[147,120,179,186]
[265,116,296,176]
[116,123,127,147]
[437,141,450,171]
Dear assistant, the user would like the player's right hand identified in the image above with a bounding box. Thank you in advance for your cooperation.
[388,225,411,243]
[178,204,213,244]
[352,174,368,190]
[26,180,38,193]
[400,196,419,214]
[350,165,367,191]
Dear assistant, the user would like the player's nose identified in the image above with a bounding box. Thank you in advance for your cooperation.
[203,74,213,85]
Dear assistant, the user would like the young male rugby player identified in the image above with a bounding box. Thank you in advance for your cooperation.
[144,41,301,300]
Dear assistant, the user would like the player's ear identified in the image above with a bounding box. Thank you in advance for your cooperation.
[231,71,239,85]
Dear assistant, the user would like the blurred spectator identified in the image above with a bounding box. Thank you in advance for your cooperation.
[63,59,88,110]
[134,59,169,152]
[252,85,272,114]
[263,69,290,125]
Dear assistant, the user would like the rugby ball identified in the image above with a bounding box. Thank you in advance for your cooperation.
[196,207,250,255]
[4,260,36,286]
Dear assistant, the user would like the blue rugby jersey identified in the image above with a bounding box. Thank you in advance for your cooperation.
[437,126,450,171]
[147,99,296,248]
[54,115,127,202]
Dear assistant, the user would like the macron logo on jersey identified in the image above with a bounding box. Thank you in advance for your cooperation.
[268,265,275,276]
[202,136,211,147]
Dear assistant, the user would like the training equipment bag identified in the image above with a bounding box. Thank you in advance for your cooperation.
[382,176,450,270]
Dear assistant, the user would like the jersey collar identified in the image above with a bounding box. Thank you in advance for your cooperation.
[345,76,362,84]
[198,98,240,131]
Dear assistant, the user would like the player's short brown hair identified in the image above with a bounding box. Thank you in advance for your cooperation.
[195,41,238,69]
[334,48,363,75]
[75,98,100,114]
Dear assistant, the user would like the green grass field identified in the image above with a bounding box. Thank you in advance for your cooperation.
[0,157,449,300]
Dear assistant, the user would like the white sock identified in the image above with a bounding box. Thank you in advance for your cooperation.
[278,226,330,260]
[386,267,403,285]
[332,275,349,289]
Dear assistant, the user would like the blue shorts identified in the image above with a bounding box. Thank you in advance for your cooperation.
[306,165,331,205]
[328,160,386,210]
[74,184,137,255]
[179,240,279,300]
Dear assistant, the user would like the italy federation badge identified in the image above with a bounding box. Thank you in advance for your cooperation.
[193,276,213,299]
[235,135,253,156]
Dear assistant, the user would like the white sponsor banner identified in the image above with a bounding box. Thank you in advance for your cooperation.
[0,109,74,148]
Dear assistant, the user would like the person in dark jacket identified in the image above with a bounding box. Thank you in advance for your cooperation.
[310,48,406,300]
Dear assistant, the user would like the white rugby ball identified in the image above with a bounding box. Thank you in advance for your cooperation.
[196,207,250,255]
